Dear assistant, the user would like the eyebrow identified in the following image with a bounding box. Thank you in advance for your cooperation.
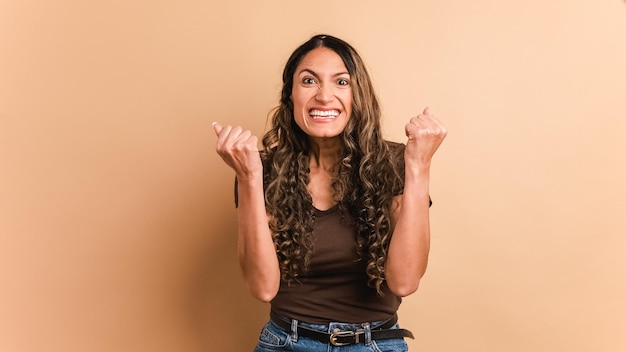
[297,68,350,77]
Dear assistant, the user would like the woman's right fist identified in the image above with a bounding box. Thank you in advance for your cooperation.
[213,122,263,180]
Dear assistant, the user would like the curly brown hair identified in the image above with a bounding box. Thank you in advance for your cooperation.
[261,34,404,294]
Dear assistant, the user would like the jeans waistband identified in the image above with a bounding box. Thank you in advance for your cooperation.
[269,311,413,346]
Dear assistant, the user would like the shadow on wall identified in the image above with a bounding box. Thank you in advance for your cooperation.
[190,210,268,351]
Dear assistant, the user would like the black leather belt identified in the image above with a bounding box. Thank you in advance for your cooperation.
[270,312,414,346]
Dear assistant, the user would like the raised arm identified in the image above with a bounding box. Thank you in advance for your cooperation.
[384,108,447,297]
[213,122,280,302]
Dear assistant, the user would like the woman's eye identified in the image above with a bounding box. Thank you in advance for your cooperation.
[337,79,350,86]
[303,77,316,85]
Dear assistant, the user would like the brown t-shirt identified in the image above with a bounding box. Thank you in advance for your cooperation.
[270,202,402,324]
[236,142,415,324]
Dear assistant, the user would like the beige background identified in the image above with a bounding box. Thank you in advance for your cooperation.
[1,0,625,351]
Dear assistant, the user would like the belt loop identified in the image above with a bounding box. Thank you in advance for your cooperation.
[362,322,372,346]
[290,318,299,342]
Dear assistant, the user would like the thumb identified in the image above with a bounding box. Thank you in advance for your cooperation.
[212,122,223,136]
[423,106,433,116]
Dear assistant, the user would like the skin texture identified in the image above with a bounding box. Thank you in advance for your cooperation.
[213,46,446,301]
[292,47,352,142]
[386,106,446,296]
[213,122,278,302]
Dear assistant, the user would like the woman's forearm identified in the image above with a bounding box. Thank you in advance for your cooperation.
[236,176,280,302]
[385,166,431,297]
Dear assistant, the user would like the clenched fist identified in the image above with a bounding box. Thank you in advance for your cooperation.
[213,122,263,181]
[404,107,447,169]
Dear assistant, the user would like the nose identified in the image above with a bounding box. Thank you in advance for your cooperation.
[315,83,333,103]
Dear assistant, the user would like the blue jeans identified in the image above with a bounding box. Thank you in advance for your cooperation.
[253,318,409,352]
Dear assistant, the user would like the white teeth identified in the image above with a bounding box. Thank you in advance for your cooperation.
[309,109,339,118]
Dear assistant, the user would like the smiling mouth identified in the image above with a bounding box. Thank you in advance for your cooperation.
[309,109,339,119]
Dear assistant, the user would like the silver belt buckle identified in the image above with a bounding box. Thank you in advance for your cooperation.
[329,329,365,346]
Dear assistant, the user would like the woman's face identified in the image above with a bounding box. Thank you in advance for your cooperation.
[291,47,352,141]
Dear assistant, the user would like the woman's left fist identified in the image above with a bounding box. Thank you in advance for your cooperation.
[404,107,447,168]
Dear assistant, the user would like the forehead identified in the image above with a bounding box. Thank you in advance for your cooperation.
[296,47,348,74]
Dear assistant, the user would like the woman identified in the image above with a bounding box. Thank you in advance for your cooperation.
[213,34,446,351]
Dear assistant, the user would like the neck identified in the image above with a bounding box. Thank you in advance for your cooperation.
[308,137,342,171]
